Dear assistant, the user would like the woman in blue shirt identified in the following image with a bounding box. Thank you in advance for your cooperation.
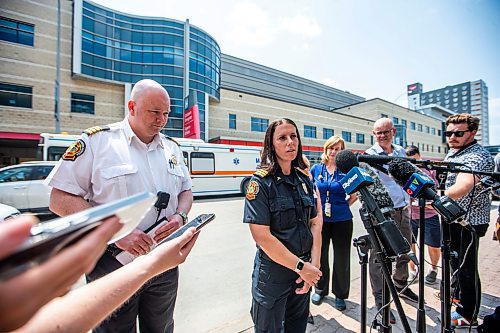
[310,135,357,311]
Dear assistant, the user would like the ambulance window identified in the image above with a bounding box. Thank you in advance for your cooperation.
[182,151,189,170]
[190,152,215,174]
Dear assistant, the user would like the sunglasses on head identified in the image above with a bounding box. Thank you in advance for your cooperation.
[444,130,472,138]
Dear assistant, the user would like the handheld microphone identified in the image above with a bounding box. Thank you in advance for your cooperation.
[387,159,466,224]
[335,150,414,260]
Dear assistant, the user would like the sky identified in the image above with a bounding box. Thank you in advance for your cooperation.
[93,0,500,145]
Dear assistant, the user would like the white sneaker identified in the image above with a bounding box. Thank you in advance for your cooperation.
[408,270,418,284]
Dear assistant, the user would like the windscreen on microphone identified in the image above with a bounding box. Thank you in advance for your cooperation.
[387,159,422,187]
[359,162,394,215]
[335,150,359,174]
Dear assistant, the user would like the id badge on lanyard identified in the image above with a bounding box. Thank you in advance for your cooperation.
[324,191,331,217]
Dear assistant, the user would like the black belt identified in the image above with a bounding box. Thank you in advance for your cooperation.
[259,250,311,263]
[395,206,408,211]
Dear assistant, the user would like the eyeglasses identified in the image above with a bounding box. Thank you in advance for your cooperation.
[444,130,471,138]
[374,129,394,136]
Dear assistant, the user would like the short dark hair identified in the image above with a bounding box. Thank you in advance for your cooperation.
[260,118,306,175]
[445,113,479,131]
[406,145,420,157]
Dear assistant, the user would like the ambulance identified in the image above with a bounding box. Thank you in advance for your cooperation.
[37,133,261,196]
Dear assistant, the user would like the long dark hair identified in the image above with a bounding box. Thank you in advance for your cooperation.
[260,118,306,175]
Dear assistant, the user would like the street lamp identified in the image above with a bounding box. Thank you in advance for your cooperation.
[54,0,61,133]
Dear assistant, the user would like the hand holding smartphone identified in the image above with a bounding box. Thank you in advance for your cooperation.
[157,213,216,245]
[0,192,155,280]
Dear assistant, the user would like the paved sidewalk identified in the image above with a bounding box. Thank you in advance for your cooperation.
[242,204,500,333]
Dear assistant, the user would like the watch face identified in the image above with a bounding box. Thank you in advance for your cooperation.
[297,260,304,271]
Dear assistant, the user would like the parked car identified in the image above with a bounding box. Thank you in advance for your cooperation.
[0,203,21,221]
[0,161,57,215]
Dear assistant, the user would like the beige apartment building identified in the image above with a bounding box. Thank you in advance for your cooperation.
[1,0,448,166]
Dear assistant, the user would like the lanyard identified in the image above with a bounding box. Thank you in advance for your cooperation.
[321,164,338,202]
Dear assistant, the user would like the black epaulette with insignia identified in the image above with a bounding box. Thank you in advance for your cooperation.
[165,136,180,146]
[82,126,110,136]
[254,169,269,178]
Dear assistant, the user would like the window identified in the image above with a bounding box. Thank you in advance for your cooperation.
[438,146,441,153]
[356,133,365,144]
[393,117,399,125]
[304,125,316,138]
[228,113,236,129]
[401,119,407,128]
[190,152,214,175]
[342,131,352,142]
[381,113,388,118]
[425,126,430,133]
[323,128,334,140]
[0,17,34,46]
[431,127,436,135]
[251,117,268,132]
[417,124,423,132]
[71,93,95,114]
[0,82,32,108]
[410,122,416,130]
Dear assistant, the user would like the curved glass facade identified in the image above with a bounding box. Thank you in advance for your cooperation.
[77,0,221,139]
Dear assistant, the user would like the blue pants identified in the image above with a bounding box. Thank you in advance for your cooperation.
[87,250,179,333]
[251,253,310,333]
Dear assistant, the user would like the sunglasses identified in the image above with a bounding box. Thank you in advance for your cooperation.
[444,130,472,138]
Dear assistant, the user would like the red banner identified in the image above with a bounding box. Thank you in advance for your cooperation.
[183,92,201,139]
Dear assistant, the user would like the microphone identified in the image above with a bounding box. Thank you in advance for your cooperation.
[358,162,394,216]
[335,150,415,261]
[387,159,466,224]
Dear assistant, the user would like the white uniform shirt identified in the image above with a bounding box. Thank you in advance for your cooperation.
[46,118,192,232]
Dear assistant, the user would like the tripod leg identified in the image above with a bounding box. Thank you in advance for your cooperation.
[360,254,368,333]
[441,220,453,333]
[417,199,426,333]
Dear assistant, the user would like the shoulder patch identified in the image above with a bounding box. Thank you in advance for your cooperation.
[83,126,110,136]
[62,139,86,161]
[253,169,269,178]
[165,136,180,146]
[246,180,260,200]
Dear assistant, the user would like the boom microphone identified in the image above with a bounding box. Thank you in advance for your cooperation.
[387,159,466,224]
[357,153,416,165]
[335,150,414,260]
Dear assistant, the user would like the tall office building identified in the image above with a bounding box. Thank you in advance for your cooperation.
[407,80,489,145]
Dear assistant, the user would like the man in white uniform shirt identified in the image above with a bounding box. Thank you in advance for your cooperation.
[46,79,193,333]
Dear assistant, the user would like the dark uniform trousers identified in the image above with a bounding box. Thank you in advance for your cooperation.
[251,253,310,333]
[315,219,353,300]
[87,250,179,333]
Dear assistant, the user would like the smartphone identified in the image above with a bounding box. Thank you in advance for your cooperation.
[157,213,215,245]
[0,192,156,280]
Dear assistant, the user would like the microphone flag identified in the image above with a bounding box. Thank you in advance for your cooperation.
[403,173,435,198]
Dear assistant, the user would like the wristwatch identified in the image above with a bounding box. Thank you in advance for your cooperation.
[176,211,188,225]
[294,258,305,273]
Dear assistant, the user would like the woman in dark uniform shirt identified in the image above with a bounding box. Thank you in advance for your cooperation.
[243,118,322,333]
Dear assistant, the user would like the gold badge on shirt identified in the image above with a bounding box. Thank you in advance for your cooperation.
[169,154,178,168]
